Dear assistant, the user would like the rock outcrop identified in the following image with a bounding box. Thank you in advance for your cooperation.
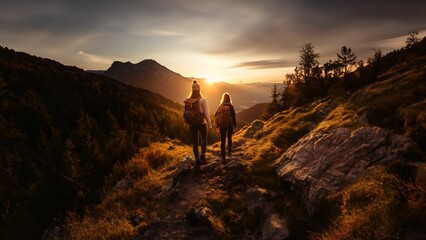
[262,213,290,240]
[276,126,419,215]
[224,160,250,190]
[242,120,265,138]
[245,187,269,211]
[159,155,194,198]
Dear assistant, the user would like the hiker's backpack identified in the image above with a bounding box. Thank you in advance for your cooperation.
[215,104,233,128]
[183,97,204,125]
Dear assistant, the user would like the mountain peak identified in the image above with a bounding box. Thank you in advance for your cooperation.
[137,59,159,65]
[110,59,160,67]
[104,58,192,102]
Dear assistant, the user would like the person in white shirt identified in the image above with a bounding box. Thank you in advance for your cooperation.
[188,80,212,168]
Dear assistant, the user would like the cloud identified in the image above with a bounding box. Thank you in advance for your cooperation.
[1,0,425,73]
[231,59,292,69]
[206,0,426,62]
[148,29,184,37]
[77,51,113,65]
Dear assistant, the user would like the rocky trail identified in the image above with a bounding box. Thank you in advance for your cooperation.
[140,153,234,239]
[139,146,275,240]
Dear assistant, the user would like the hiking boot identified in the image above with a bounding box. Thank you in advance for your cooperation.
[194,157,200,166]
[200,155,206,165]
[194,159,201,174]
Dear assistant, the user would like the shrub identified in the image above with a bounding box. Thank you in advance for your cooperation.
[144,150,173,170]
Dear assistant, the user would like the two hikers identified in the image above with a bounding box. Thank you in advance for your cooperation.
[183,81,236,166]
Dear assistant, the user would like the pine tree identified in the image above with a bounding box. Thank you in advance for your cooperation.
[262,83,281,120]
[299,43,320,82]
[337,46,357,76]
[405,31,420,48]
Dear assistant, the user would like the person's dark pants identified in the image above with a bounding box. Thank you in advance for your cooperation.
[190,123,207,161]
[220,126,234,159]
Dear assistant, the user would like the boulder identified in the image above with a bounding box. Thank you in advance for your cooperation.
[262,213,289,240]
[186,207,213,226]
[200,160,221,173]
[277,126,419,215]
[130,212,145,226]
[243,120,265,138]
[159,156,194,198]
[245,187,269,210]
[224,160,250,188]
[113,174,132,190]
[40,226,61,240]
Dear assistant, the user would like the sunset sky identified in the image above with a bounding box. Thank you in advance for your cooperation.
[1,0,425,83]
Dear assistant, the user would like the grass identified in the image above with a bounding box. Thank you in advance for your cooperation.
[347,64,426,133]
[316,105,362,132]
[311,163,426,240]
[65,210,138,240]
[401,100,426,149]
[63,139,192,239]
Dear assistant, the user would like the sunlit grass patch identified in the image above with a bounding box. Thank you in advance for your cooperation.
[65,210,138,240]
[316,105,361,132]
[312,167,403,240]
[143,149,172,169]
[312,164,426,240]
[347,66,426,131]
[271,122,312,149]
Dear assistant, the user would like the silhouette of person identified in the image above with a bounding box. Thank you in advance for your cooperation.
[215,93,236,161]
[188,80,212,168]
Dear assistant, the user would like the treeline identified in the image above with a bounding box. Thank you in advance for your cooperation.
[0,47,191,239]
[263,31,426,119]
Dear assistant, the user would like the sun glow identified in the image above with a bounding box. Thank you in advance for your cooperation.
[204,73,223,83]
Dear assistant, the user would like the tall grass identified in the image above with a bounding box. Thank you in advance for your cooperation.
[312,164,426,240]
[63,140,192,239]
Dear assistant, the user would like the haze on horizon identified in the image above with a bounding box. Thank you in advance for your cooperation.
[1,0,425,84]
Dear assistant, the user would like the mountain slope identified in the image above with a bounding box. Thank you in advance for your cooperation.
[236,102,268,125]
[0,46,190,239]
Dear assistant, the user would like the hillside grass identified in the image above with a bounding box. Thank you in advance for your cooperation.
[348,59,426,138]
[316,104,363,132]
[312,163,426,240]
[63,139,192,240]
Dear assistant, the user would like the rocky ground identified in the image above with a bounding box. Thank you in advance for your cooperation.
[139,145,290,240]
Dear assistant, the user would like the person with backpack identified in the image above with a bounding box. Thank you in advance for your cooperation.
[183,80,212,168]
[214,92,236,162]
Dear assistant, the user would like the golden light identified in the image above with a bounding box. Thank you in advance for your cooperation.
[204,72,223,83]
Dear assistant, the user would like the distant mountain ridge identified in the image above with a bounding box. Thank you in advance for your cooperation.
[104,60,275,112]
[236,102,268,125]
[104,59,192,104]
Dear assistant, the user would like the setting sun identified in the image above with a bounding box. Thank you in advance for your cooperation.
[204,73,223,83]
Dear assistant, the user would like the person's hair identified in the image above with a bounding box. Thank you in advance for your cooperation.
[190,90,202,98]
[220,92,231,104]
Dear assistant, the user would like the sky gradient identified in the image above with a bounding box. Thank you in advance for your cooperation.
[1,0,425,83]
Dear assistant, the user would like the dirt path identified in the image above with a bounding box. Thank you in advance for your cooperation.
[141,150,240,240]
